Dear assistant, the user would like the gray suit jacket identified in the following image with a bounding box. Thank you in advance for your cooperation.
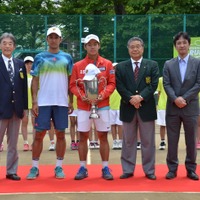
[163,55,200,116]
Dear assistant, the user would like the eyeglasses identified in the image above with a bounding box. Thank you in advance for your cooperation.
[128,45,143,50]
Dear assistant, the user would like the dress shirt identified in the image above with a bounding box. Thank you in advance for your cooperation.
[178,54,189,82]
[131,57,142,71]
[2,54,15,73]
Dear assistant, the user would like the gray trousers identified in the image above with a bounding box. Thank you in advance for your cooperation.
[121,111,156,175]
[0,114,21,175]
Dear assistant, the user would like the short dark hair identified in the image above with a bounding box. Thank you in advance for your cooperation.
[173,32,191,46]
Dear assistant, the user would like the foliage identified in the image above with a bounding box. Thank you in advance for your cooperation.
[0,0,200,68]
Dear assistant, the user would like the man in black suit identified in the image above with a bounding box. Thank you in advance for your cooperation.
[0,33,28,180]
[115,36,159,180]
[163,32,200,180]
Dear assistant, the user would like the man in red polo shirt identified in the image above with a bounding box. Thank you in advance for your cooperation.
[70,34,115,180]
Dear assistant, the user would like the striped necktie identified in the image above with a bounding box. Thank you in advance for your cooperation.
[134,62,139,81]
[8,60,14,85]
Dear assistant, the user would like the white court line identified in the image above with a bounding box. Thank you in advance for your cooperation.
[87,139,91,165]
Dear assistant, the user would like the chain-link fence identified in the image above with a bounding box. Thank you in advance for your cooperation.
[0,14,200,72]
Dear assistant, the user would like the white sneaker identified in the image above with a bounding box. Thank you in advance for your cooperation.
[137,142,141,150]
[112,140,118,150]
[118,140,122,149]
[49,143,55,151]
[89,141,95,149]
[159,141,166,150]
[94,142,100,149]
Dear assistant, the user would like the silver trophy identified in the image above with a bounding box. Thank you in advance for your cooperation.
[76,64,107,119]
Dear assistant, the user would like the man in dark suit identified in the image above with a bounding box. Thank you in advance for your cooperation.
[0,33,28,180]
[163,32,200,181]
[115,36,159,180]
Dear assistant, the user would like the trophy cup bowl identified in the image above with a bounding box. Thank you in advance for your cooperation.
[84,77,100,119]
[75,63,107,119]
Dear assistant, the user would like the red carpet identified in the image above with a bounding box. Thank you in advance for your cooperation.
[0,164,200,193]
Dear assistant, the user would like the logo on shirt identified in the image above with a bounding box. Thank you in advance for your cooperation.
[99,67,106,71]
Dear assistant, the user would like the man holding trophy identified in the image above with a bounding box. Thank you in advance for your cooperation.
[70,34,115,180]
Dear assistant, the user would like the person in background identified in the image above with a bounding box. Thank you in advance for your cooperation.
[70,34,115,180]
[163,31,200,180]
[156,76,167,150]
[116,36,159,180]
[26,26,73,180]
[21,56,56,152]
[21,56,35,151]
[48,120,55,151]
[89,126,100,149]
[109,62,123,150]
[0,32,28,180]
[0,141,3,152]
[136,131,141,150]
[69,96,79,150]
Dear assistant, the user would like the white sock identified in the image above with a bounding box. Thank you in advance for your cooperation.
[32,160,39,169]
[56,158,63,167]
[80,161,86,168]
[102,161,108,168]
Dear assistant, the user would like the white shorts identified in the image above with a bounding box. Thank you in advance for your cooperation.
[109,110,122,125]
[156,110,166,126]
[77,109,110,132]
[68,109,78,117]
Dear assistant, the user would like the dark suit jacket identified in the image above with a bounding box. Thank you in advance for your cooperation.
[163,55,200,116]
[115,58,159,122]
[0,55,28,119]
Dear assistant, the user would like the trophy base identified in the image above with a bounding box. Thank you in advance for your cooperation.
[89,113,100,119]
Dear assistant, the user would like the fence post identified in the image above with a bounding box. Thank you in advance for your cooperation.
[113,15,117,63]
[148,15,151,59]
[79,15,83,60]
[45,15,48,50]
[183,14,186,32]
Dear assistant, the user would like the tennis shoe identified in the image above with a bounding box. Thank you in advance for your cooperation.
[159,141,166,150]
[26,167,39,180]
[74,166,88,180]
[55,166,65,179]
[102,166,114,180]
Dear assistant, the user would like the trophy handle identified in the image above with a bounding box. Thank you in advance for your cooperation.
[75,78,86,99]
[98,76,107,95]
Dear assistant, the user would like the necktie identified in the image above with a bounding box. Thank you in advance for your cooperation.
[8,60,14,85]
[134,62,139,81]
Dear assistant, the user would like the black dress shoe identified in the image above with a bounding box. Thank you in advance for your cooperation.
[145,174,156,180]
[120,173,133,179]
[166,171,177,179]
[187,171,199,180]
[6,174,21,181]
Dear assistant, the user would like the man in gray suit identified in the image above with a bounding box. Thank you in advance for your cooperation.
[0,33,28,180]
[116,37,159,180]
[163,32,200,180]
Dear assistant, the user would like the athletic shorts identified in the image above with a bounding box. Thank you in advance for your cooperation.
[156,110,166,126]
[34,106,68,130]
[109,110,122,125]
[68,109,78,117]
[77,109,110,132]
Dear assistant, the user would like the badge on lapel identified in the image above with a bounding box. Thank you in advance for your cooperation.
[19,68,24,79]
[145,76,151,84]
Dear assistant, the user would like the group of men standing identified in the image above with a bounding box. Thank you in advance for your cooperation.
[0,27,199,182]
